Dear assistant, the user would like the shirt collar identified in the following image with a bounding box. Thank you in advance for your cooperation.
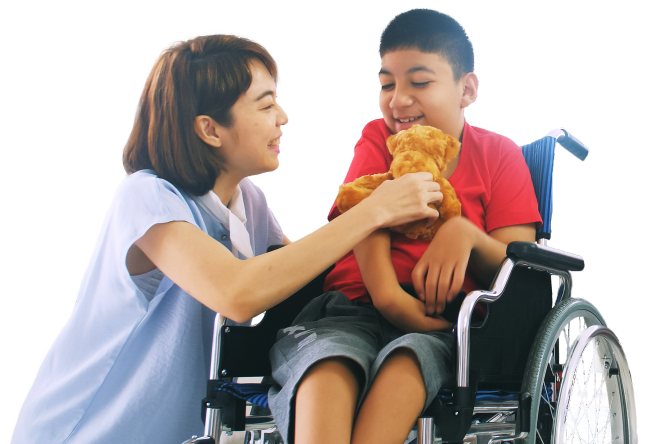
[194,185,247,228]
[192,185,253,259]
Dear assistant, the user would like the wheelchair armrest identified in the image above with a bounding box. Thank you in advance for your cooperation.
[507,241,584,272]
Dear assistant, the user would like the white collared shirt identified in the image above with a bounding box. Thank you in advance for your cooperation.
[192,185,254,259]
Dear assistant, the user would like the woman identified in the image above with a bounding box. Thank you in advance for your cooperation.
[12,35,441,443]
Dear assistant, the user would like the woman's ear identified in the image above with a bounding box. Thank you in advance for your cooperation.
[194,115,222,148]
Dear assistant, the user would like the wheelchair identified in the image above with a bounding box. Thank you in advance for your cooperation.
[184,129,637,444]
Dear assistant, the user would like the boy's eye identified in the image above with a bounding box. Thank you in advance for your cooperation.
[381,82,431,90]
[263,103,274,110]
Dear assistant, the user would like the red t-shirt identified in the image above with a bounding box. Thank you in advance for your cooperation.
[324,119,542,303]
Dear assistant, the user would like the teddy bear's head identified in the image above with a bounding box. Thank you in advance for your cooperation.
[387,125,459,172]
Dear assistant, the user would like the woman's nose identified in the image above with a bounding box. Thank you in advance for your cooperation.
[277,105,289,126]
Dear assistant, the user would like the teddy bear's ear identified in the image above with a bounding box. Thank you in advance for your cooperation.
[444,136,461,163]
[387,133,398,155]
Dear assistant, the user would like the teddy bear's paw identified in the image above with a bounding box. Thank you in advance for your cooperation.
[336,173,391,213]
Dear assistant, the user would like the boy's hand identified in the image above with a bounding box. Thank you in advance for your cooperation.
[412,217,480,316]
[374,287,453,333]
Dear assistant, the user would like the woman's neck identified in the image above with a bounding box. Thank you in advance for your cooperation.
[212,173,244,206]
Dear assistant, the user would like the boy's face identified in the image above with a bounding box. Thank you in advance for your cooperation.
[379,49,470,138]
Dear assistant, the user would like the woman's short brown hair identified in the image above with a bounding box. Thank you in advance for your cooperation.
[122,35,278,195]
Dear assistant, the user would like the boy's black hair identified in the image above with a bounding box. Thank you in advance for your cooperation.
[380,9,474,80]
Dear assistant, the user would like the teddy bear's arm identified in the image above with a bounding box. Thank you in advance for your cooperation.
[435,178,461,220]
[336,172,392,213]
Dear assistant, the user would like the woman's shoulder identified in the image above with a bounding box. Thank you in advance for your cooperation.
[117,170,189,202]
[111,170,197,227]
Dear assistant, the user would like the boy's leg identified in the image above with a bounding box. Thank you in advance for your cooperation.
[351,348,426,444]
[295,357,361,444]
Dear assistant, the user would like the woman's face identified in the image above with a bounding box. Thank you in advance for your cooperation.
[216,59,288,178]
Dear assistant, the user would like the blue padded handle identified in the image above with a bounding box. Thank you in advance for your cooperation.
[557,129,589,161]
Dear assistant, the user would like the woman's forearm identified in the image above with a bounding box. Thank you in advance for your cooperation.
[229,199,393,319]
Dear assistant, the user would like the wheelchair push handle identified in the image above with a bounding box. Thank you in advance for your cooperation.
[547,128,590,162]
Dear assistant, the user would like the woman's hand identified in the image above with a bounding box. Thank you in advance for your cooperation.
[411,217,480,316]
[374,287,453,333]
[362,172,442,229]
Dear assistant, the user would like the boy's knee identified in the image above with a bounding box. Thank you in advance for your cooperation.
[299,357,363,392]
[386,347,421,366]
[379,347,425,384]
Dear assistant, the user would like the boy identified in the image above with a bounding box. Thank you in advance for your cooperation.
[268,9,541,444]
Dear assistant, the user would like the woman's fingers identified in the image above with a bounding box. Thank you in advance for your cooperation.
[371,173,442,227]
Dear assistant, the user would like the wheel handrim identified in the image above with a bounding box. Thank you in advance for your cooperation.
[522,299,606,444]
[553,326,634,444]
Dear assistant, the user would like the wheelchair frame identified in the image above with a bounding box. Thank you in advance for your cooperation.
[185,129,637,444]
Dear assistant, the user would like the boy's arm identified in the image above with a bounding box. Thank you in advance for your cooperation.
[411,217,535,315]
[354,229,452,333]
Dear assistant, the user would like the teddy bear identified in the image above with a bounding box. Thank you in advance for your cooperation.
[336,125,461,240]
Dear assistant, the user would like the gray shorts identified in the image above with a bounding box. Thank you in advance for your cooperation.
[268,291,455,444]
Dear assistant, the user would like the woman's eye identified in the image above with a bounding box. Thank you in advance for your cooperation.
[381,83,394,91]
[412,81,430,88]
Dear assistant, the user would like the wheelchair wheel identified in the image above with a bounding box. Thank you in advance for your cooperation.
[555,324,636,443]
[520,298,609,443]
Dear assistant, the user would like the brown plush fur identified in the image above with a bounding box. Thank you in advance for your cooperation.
[337,125,461,240]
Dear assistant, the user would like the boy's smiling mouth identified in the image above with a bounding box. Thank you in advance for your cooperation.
[396,116,423,123]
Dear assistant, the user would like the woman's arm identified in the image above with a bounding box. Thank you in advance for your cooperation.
[134,172,441,323]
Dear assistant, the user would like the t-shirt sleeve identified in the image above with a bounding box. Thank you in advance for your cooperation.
[484,142,542,233]
[107,171,198,260]
[328,121,393,221]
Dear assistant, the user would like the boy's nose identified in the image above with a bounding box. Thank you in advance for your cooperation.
[390,87,413,109]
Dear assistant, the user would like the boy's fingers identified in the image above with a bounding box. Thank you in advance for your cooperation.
[436,267,453,315]
[425,267,440,315]
[448,266,466,302]
[411,264,427,301]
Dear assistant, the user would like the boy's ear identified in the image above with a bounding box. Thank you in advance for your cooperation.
[194,115,222,148]
[460,72,479,109]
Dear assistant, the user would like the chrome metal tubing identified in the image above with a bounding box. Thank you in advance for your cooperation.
[204,407,223,443]
[204,314,228,441]
[418,417,435,444]
[488,431,528,443]
[456,258,573,387]
[473,401,518,414]
[209,314,227,380]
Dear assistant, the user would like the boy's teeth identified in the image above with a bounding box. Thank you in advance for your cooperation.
[398,116,420,123]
